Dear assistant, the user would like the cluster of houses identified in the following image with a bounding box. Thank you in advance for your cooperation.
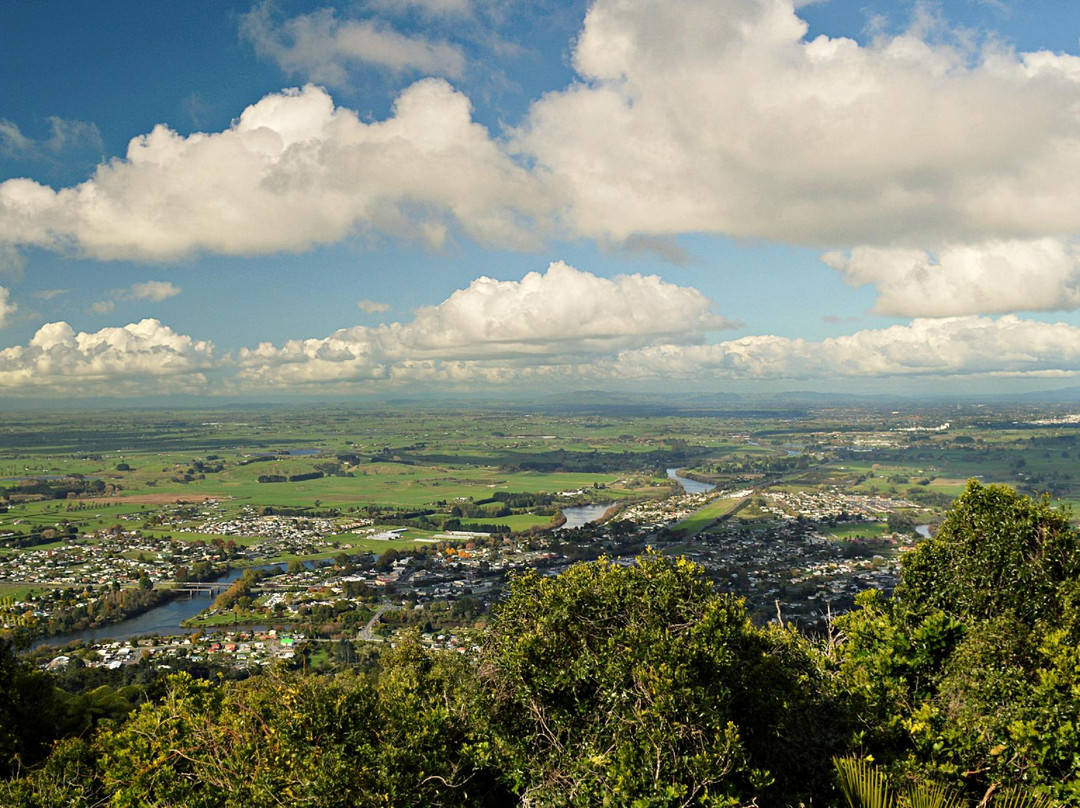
[761,489,917,521]
[46,628,303,671]
[183,508,370,543]
[610,490,719,527]
[1,534,177,587]
[683,517,915,625]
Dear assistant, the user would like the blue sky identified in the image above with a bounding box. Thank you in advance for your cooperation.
[2,0,1080,400]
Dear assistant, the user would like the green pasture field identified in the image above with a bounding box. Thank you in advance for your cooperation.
[924,479,974,498]
[328,533,441,552]
[676,497,748,535]
[0,583,38,599]
[823,522,889,540]
[90,460,640,513]
[458,514,554,531]
[2,404,1080,550]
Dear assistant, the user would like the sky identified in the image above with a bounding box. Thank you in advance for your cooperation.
[3,0,1080,402]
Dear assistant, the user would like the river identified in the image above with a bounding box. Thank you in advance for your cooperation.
[558,469,714,531]
[666,468,715,495]
[30,564,296,649]
[559,502,616,530]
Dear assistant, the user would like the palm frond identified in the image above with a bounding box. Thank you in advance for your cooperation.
[834,756,897,808]
[902,780,964,808]
[990,788,1056,808]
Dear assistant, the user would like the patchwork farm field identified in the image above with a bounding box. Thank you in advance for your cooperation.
[2,401,1080,558]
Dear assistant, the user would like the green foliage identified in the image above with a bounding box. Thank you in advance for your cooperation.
[91,642,504,808]
[833,756,1055,808]
[886,512,917,535]
[0,738,102,808]
[837,481,1080,800]
[53,683,141,737]
[0,639,58,777]
[478,552,845,806]
[896,480,1079,626]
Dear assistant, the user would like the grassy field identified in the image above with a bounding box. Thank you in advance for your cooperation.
[0,583,40,599]
[458,514,554,531]
[676,497,748,534]
[824,522,889,540]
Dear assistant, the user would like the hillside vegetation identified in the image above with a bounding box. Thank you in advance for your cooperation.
[2,481,1079,806]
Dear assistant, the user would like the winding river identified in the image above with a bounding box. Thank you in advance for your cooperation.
[666,468,716,495]
[557,469,715,531]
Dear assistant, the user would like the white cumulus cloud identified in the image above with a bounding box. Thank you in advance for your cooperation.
[236,261,733,388]
[0,319,215,395]
[241,3,467,86]
[824,239,1080,317]
[517,0,1080,249]
[0,80,552,263]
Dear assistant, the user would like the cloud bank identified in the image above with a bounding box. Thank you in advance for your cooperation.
[3,263,1080,397]
[615,316,1080,382]
[236,261,731,386]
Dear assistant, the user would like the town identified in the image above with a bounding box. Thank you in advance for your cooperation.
[1,402,1073,674]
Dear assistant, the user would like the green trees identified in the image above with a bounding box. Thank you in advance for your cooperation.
[0,624,538,803]
[75,641,503,808]
[896,480,1080,625]
[477,553,845,806]
[0,639,57,777]
[837,481,1080,801]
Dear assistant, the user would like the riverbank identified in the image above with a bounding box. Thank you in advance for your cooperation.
[28,566,257,649]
